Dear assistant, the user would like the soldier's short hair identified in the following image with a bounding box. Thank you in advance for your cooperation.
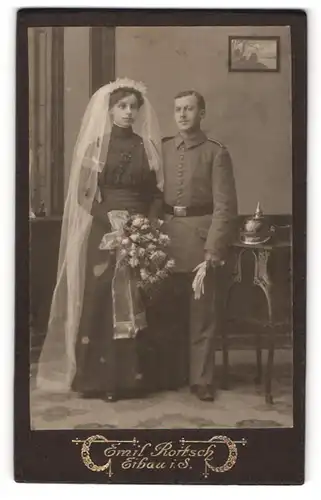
[174,90,206,111]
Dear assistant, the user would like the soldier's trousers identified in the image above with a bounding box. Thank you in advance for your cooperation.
[156,267,223,389]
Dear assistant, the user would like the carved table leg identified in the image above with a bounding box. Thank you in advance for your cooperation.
[255,332,262,385]
[254,249,274,404]
[265,324,275,405]
[221,249,243,390]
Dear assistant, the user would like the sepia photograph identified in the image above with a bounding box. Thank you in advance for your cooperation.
[28,25,293,433]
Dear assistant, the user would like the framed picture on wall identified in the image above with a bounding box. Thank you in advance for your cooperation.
[229,36,280,72]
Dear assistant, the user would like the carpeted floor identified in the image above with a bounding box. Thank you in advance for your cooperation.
[30,349,293,430]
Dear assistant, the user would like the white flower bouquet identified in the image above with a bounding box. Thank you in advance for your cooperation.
[108,214,175,298]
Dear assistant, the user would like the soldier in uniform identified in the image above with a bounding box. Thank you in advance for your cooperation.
[161,90,238,401]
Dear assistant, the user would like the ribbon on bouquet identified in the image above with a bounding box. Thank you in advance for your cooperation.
[99,210,147,340]
[99,210,129,251]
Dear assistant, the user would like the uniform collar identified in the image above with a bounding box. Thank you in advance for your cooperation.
[174,130,207,149]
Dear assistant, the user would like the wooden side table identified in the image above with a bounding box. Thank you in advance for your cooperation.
[222,240,292,404]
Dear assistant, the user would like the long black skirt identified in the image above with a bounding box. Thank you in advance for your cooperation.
[71,219,155,397]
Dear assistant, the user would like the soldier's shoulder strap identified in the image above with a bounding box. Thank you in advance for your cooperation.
[207,137,226,149]
[162,136,174,143]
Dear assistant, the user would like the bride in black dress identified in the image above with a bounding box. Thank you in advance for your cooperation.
[36,78,164,401]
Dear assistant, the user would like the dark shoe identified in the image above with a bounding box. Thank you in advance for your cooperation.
[103,392,118,402]
[194,385,215,402]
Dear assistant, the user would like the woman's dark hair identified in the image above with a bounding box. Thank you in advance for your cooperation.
[174,90,206,111]
[108,87,144,110]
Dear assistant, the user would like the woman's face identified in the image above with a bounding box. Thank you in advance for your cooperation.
[110,94,140,128]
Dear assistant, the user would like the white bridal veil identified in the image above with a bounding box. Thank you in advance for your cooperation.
[36,78,163,392]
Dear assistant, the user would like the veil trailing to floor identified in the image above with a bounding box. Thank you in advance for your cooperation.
[36,78,163,392]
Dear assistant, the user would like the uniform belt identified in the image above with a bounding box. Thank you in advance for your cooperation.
[164,203,213,217]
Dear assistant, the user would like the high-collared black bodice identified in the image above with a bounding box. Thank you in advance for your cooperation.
[96,125,159,214]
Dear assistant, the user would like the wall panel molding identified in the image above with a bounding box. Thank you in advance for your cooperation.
[28,27,64,216]
[89,27,115,95]
[50,27,64,215]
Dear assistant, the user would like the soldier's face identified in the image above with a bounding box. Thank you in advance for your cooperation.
[174,95,204,132]
[110,94,139,128]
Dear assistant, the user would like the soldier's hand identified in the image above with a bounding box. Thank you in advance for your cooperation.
[204,251,225,268]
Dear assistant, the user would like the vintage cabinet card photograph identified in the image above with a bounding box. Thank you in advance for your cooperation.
[15,8,306,484]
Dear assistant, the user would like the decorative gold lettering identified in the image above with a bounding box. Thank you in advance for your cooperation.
[178,458,190,469]
[203,444,216,460]
[151,441,173,457]
[156,462,166,469]
[138,443,152,456]
[116,449,132,457]
[205,436,238,473]
[72,434,244,477]
[103,443,117,457]
[121,458,133,470]
[81,435,112,474]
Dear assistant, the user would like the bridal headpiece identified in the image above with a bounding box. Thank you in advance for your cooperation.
[107,77,147,96]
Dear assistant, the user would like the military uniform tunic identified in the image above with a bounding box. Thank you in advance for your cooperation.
[160,130,238,389]
[162,130,237,272]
